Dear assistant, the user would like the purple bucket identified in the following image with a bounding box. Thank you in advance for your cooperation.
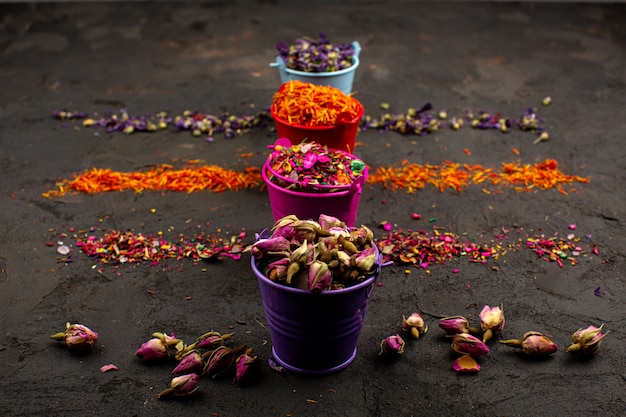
[262,161,367,227]
[252,245,380,374]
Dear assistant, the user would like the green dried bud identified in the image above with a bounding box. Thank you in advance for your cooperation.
[339,235,359,254]
[290,240,311,264]
[286,261,301,285]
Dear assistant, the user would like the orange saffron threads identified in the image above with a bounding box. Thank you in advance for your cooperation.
[272,80,361,127]
[367,159,589,193]
[42,164,262,198]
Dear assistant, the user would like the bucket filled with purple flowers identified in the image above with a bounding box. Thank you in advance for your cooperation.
[270,33,361,95]
[262,138,368,227]
[247,214,381,374]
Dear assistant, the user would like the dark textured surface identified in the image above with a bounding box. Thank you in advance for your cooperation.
[0,1,625,416]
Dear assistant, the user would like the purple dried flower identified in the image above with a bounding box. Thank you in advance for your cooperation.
[277,33,356,73]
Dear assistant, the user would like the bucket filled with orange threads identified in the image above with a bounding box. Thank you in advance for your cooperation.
[270,80,364,153]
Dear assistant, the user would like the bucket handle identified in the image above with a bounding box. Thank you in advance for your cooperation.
[269,56,288,81]
[351,41,361,59]
[365,250,384,299]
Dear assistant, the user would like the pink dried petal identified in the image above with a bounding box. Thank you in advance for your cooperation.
[452,355,480,373]
[100,364,118,373]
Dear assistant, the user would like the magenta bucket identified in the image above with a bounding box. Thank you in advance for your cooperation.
[252,245,380,374]
[262,161,366,227]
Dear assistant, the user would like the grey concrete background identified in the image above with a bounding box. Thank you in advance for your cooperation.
[0,1,624,416]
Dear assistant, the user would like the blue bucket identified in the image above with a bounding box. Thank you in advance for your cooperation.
[270,41,361,95]
[252,243,380,375]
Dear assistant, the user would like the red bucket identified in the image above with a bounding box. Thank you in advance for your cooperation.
[270,99,364,153]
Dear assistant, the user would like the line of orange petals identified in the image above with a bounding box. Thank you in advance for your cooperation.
[42,159,590,198]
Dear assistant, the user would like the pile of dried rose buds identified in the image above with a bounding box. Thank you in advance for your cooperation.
[275,33,356,73]
[267,141,366,192]
[247,214,378,292]
[134,330,257,399]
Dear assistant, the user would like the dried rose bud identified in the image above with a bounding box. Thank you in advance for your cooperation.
[379,334,406,357]
[308,260,332,293]
[172,351,203,374]
[349,225,374,247]
[351,246,377,273]
[287,240,316,284]
[336,250,351,268]
[271,214,299,229]
[157,373,200,399]
[195,331,234,350]
[438,316,470,335]
[135,338,169,361]
[327,227,351,239]
[318,214,345,230]
[338,235,359,255]
[402,312,428,340]
[451,333,490,357]
[233,347,258,383]
[50,322,99,351]
[500,331,558,356]
[270,224,296,241]
[293,220,326,242]
[479,304,505,342]
[135,332,181,362]
[249,236,291,258]
[267,258,291,282]
[290,239,313,265]
[566,324,609,356]
[203,346,236,379]
[452,354,480,373]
